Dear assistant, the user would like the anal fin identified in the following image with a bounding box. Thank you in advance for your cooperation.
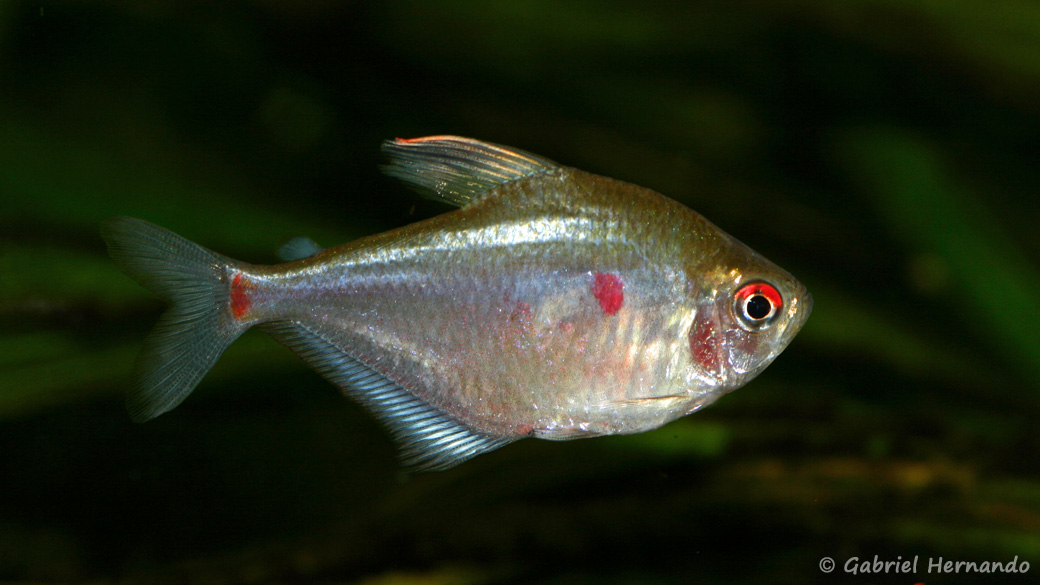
[262,321,513,471]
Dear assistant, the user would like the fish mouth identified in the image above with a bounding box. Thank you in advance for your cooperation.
[789,291,813,335]
[766,289,812,359]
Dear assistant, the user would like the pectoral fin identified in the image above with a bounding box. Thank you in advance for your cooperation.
[609,395,689,406]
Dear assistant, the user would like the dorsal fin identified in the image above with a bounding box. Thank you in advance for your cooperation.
[381,135,559,207]
[262,321,514,471]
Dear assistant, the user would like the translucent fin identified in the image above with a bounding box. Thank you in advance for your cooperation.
[263,321,514,471]
[277,236,324,262]
[100,217,247,422]
[381,135,560,207]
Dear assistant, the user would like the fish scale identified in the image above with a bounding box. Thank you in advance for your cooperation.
[101,135,812,471]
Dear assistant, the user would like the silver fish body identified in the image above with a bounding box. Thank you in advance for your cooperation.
[102,136,812,470]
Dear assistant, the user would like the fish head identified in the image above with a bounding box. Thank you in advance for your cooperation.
[683,244,812,401]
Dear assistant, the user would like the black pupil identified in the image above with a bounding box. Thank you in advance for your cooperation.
[745,294,772,320]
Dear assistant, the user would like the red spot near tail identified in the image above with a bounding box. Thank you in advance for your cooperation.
[592,272,624,315]
[230,272,252,319]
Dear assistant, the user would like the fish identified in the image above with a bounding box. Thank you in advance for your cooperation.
[100,135,812,471]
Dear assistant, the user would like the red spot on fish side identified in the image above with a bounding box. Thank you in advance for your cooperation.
[230,272,252,319]
[592,272,624,315]
[509,301,532,323]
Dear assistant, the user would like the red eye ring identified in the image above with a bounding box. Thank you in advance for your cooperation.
[733,282,783,331]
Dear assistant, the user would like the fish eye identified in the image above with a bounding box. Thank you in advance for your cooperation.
[733,282,783,331]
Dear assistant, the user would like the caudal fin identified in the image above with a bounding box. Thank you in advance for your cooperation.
[100,217,248,422]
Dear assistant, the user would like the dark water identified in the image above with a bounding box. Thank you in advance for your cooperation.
[2,2,1039,583]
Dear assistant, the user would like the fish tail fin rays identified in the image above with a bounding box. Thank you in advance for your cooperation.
[262,321,514,471]
[381,135,560,207]
[100,217,248,423]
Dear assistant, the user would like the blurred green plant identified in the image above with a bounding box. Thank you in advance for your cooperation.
[835,127,1040,392]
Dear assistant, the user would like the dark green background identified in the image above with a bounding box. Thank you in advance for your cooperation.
[2,1,1039,583]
